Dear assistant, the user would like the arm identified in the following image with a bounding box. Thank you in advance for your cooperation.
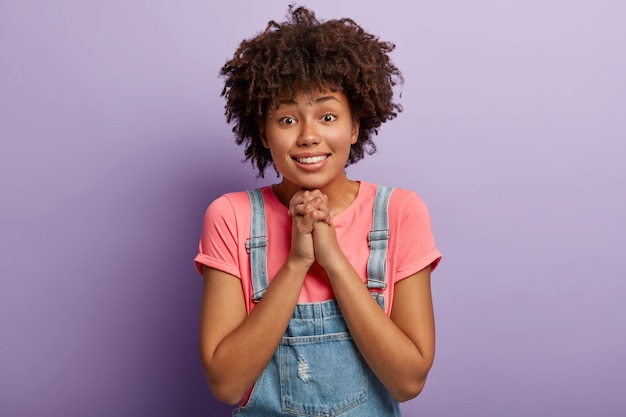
[199,261,307,404]
[199,190,331,404]
[313,221,436,402]
[324,252,434,401]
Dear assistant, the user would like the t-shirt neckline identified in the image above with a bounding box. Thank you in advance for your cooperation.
[264,180,365,220]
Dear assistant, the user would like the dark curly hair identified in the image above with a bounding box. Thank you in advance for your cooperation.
[220,5,403,177]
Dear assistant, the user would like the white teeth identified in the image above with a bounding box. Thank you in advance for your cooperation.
[297,155,328,164]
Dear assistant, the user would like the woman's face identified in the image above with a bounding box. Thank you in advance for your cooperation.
[261,88,359,192]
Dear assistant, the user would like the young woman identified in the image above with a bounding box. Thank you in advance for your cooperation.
[194,6,442,416]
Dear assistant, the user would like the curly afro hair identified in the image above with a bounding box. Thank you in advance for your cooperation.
[220,5,403,177]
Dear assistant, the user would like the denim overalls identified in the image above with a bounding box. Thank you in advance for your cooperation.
[234,186,401,417]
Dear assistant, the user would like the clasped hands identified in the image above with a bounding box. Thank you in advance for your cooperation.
[287,188,340,269]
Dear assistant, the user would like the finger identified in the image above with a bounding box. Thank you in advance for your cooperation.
[288,189,327,215]
[291,198,329,218]
[304,207,330,225]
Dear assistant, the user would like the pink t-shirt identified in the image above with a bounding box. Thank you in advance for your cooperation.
[194,181,441,315]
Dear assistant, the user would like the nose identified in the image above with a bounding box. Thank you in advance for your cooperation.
[297,120,320,146]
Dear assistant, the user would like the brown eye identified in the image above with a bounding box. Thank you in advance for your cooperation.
[322,114,336,122]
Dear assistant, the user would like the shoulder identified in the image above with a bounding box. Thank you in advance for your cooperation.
[364,183,434,234]
[390,187,429,213]
[363,182,429,216]
[203,189,255,226]
[206,190,249,213]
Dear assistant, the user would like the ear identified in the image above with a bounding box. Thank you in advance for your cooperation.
[350,119,360,144]
[258,120,269,149]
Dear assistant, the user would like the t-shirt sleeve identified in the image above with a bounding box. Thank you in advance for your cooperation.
[193,195,242,278]
[392,190,442,280]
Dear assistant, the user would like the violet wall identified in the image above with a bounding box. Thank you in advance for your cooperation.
[1,1,625,416]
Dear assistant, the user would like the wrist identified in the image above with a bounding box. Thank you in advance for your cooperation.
[317,244,347,273]
[284,255,313,276]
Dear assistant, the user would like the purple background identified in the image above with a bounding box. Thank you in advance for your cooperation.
[1,1,625,416]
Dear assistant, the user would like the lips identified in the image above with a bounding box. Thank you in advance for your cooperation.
[295,155,329,164]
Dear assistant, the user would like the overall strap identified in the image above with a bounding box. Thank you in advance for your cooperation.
[246,189,269,302]
[367,185,394,289]
[247,186,393,300]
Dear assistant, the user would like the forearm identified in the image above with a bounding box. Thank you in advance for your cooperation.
[324,255,434,402]
[205,191,327,404]
[202,260,308,404]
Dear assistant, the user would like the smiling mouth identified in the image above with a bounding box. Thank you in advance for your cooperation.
[295,155,329,164]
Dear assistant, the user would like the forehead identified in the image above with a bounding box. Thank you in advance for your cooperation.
[273,84,346,106]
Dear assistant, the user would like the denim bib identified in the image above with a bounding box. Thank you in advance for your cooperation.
[235,186,401,417]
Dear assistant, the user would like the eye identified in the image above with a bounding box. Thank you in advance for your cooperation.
[321,113,337,122]
[279,116,296,125]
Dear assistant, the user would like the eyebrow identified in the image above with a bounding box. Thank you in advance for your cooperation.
[277,95,340,106]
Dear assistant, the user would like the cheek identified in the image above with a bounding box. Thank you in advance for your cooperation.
[264,137,290,161]
[335,128,357,149]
